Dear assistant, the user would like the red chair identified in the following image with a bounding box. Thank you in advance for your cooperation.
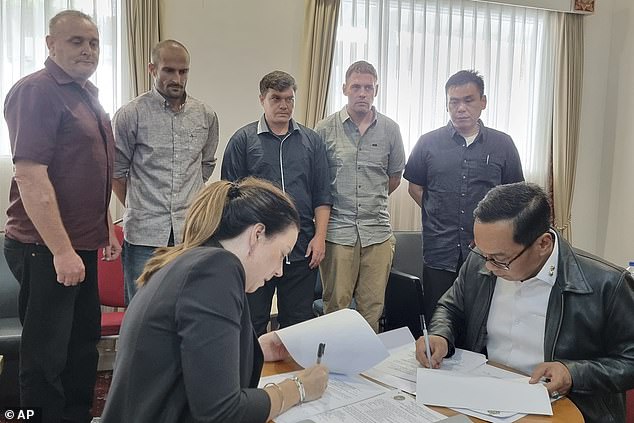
[627,389,634,423]
[97,224,125,337]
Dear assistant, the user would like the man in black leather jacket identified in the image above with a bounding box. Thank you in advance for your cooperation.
[415,182,634,423]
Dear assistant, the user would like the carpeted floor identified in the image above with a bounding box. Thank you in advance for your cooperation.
[92,370,113,417]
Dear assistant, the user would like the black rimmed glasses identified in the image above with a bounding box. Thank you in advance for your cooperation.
[468,237,539,271]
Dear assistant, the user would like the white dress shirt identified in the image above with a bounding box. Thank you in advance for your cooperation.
[486,231,559,375]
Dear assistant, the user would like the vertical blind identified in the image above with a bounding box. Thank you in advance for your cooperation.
[0,0,124,156]
[327,0,557,188]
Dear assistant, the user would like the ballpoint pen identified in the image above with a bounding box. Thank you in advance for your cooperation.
[421,315,432,368]
[316,343,326,365]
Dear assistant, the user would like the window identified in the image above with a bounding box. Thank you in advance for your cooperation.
[327,0,557,187]
[0,0,125,156]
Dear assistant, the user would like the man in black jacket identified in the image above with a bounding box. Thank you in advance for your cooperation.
[222,71,332,336]
[416,182,634,423]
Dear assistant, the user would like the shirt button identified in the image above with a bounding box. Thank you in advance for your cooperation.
[460,210,465,214]
[461,193,465,197]
[457,243,461,247]
[462,175,466,179]
[460,227,464,231]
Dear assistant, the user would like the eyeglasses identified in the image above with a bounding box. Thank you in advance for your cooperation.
[468,237,539,271]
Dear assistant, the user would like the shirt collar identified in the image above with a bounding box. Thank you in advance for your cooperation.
[256,115,299,135]
[150,87,188,112]
[447,119,486,143]
[521,230,559,286]
[339,105,378,125]
[44,57,98,96]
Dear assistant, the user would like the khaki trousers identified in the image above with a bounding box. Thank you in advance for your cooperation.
[320,236,395,332]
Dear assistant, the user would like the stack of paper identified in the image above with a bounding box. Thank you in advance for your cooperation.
[270,322,553,423]
[362,330,487,395]
[360,328,553,422]
[416,369,552,419]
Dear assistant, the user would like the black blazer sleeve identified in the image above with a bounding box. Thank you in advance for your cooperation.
[175,250,270,422]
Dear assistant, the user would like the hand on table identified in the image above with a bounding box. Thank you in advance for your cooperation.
[529,361,572,398]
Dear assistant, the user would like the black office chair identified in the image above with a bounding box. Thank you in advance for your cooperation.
[380,231,425,337]
[391,231,423,279]
[381,269,424,338]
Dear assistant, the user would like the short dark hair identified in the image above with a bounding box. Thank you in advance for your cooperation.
[445,70,485,97]
[151,39,190,65]
[259,71,297,96]
[49,10,95,35]
[345,60,378,82]
[474,182,551,246]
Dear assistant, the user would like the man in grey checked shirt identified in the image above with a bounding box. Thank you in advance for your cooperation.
[112,40,219,303]
[315,61,405,332]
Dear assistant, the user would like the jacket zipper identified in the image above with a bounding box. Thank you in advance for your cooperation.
[278,135,291,265]
[551,291,565,360]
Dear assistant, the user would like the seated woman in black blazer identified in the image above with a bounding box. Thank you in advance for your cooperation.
[102,177,329,423]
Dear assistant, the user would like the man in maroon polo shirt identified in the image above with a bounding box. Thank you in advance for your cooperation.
[3,10,120,423]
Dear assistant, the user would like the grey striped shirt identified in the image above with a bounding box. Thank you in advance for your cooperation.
[113,89,219,246]
[315,106,405,247]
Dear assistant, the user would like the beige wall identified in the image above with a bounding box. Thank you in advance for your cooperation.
[158,0,305,181]
[571,0,634,267]
[571,0,614,254]
[598,0,634,265]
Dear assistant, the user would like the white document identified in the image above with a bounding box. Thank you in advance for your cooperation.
[377,326,415,351]
[467,364,529,381]
[259,371,388,423]
[370,343,487,383]
[448,364,531,422]
[360,328,418,394]
[276,309,389,374]
[306,390,447,423]
[416,369,553,415]
[439,348,488,372]
[363,367,417,395]
[450,408,525,423]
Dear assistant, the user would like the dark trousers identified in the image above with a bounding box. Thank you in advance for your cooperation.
[422,265,459,324]
[4,237,100,423]
[247,259,317,337]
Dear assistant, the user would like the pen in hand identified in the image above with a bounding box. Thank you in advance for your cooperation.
[316,342,326,365]
[421,315,433,368]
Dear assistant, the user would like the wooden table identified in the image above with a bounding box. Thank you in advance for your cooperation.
[262,359,584,422]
